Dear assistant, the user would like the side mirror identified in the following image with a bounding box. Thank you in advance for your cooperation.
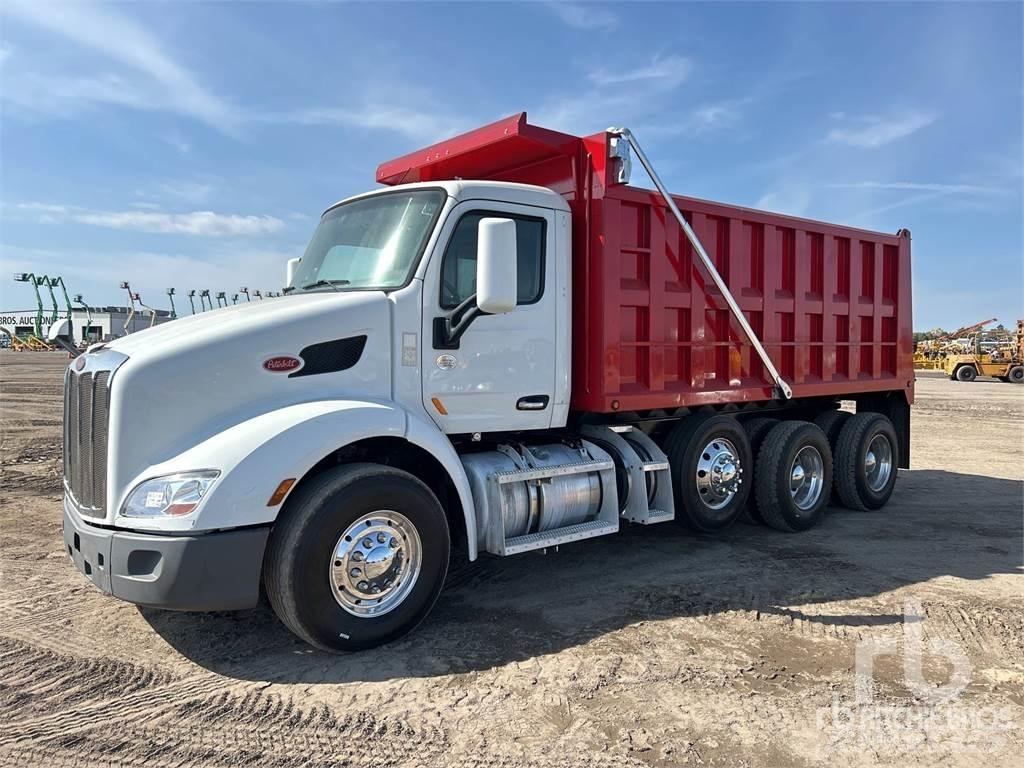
[286,257,301,288]
[475,218,517,315]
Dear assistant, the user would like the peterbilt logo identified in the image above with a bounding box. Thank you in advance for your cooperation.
[263,355,303,373]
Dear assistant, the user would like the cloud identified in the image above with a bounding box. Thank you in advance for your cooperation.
[825,111,937,148]
[755,186,812,217]
[588,55,691,89]
[2,0,235,131]
[74,211,284,237]
[546,2,618,30]
[0,44,12,65]
[827,181,1004,195]
[2,242,300,307]
[15,201,283,236]
[258,104,469,142]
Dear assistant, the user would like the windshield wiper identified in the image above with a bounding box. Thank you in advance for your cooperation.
[301,279,351,292]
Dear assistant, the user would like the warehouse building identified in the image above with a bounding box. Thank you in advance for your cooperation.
[0,306,174,343]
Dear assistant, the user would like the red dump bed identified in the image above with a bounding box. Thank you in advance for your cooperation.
[378,113,914,413]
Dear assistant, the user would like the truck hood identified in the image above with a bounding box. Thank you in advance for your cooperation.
[100,291,393,509]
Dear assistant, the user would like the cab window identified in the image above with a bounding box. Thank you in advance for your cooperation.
[440,213,544,309]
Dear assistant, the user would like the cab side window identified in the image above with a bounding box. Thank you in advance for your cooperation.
[440,213,545,309]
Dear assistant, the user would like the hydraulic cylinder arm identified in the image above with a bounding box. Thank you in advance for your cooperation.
[606,127,793,399]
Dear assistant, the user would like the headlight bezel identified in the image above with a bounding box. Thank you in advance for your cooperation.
[120,470,221,518]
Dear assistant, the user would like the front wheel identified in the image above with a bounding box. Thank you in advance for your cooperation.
[955,365,977,382]
[1008,365,1024,384]
[264,463,450,652]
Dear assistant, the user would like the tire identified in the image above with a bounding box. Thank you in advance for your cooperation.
[834,413,899,511]
[955,365,977,382]
[264,463,450,652]
[1008,365,1024,384]
[739,417,778,524]
[754,421,832,532]
[665,414,752,532]
[814,409,852,455]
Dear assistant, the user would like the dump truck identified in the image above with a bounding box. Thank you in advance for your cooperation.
[62,114,913,651]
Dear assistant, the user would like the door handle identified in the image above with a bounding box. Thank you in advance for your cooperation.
[516,395,549,411]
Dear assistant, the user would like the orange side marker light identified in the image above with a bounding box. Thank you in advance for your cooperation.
[267,478,297,507]
[431,397,448,415]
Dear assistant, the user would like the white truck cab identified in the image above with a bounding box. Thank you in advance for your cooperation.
[63,181,599,650]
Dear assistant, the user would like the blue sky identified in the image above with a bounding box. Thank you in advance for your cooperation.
[1,0,1021,330]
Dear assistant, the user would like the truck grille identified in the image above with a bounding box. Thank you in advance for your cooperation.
[64,369,112,517]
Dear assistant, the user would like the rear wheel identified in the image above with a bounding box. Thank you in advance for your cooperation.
[740,417,778,524]
[1008,365,1024,384]
[754,421,832,532]
[665,414,752,532]
[834,413,899,511]
[814,409,851,455]
[264,463,450,652]
[955,365,977,382]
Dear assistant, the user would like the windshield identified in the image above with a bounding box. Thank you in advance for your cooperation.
[292,189,445,292]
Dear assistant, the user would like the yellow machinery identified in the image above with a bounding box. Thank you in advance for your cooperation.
[944,320,1023,383]
[915,317,998,371]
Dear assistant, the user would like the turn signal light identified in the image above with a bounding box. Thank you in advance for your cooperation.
[267,478,296,507]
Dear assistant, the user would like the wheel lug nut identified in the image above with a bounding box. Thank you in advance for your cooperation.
[351,551,364,562]
[357,581,369,591]
[377,532,387,543]
[349,567,362,578]
[389,537,399,549]
[362,538,373,548]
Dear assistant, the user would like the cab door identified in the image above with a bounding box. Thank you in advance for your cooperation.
[421,200,558,434]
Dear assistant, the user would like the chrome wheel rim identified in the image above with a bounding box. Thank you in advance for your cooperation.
[864,434,893,492]
[790,446,824,511]
[695,437,742,510]
[329,510,422,618]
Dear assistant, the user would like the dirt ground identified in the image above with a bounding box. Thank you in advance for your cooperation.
[1,351,1021,767]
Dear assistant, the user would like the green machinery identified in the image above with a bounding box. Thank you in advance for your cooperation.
[12,272,45,338]
[72,294,95,342]
[166,288,178,319]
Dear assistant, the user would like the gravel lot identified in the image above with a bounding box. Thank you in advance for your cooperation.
[1,351,1021,767]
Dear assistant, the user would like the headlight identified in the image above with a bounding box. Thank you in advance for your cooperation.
[121,471,220,518]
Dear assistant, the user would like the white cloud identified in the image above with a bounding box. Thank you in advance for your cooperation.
[588,55,691,89]
[14,201,283,236]
[0,44,12,65]
[825,111,937,148]
[261,104,469,142]
[756,186,812,217]
[546,2,618,30]
[73,210,284,237]
[2,242,299,307]
[2,0,235,131]
[827,181,1004,195]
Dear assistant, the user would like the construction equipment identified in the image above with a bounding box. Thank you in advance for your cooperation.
[120,282,140,334]
[943,319,1023,383]
[239,287,251,302]
[215,291,227,308]
[187,290,198,314]
[73,294,96,344]
[199,289,213,311]
[136,294,159,329]
[10,272,54,349]
[12,272,44,338]
[167,288,178,319]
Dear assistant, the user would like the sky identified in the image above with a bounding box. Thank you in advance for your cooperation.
[0,0,1021,330]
